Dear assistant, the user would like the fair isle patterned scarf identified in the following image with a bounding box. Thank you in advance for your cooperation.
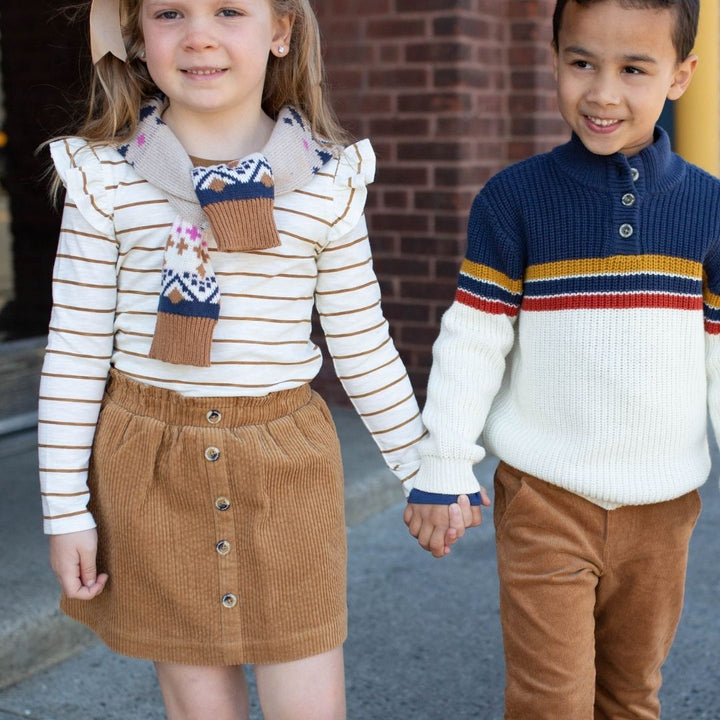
[117,96,337,367]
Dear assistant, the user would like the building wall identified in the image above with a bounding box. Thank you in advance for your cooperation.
[314,0,568,402]
[0,2,570,399]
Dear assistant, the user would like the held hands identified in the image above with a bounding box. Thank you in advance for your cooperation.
[403,490,491,558]
[49,529,108,600]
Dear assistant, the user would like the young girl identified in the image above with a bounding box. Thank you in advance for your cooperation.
[39,1,427,718]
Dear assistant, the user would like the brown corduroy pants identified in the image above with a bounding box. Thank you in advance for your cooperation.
[493,461,702,720]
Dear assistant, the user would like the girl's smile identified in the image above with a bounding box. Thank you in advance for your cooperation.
[182,67,228,77]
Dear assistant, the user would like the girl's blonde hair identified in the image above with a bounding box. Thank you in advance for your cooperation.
[77,0,349,146]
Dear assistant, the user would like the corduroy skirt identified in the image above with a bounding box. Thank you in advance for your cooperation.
[61,370,347,666]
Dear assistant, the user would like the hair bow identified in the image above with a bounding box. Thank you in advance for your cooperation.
[90,0,128,64]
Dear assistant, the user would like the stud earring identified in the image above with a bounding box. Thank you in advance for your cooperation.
[277,46,286,55]
[140,49,146,59]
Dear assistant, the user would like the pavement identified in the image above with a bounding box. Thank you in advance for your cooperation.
[0,340,718,718]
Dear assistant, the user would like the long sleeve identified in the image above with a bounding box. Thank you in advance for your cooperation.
[39,140,118,533]
[412,192,522,496]
[317,141,425,491]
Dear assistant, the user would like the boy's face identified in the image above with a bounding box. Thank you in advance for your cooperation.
[553,0,697,157]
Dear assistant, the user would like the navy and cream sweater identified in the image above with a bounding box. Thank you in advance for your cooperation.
[414,127,720,508]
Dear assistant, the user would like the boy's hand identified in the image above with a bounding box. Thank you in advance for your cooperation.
[49,529,108,600]
[403,490,490,558]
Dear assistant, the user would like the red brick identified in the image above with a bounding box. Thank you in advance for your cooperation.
[398,141,471,161]
[374,256,431,278]
[371,213,430,233]
[368,68,428,88]
[366,18,427,38]
[376,165,430,186]
[434,165,489,187]
[399,91,473,113]
[399,324,443,346]
[381,191,410,209]
[436,259,463,278]
[369,117,431,137]
[433,16,491,39]
[434,67,492,88]
[397,0,472,11]
[406,42,474,63]
[400,237,465,258]
[414,190,473,211]
[400,279,457,302]
[435,214,472,235]
[382,301,431,323]
[307,1,569,399]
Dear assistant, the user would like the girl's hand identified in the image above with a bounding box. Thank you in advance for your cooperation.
[49,529,108,600]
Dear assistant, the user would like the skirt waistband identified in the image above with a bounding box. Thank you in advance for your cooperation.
[105,369,314,427]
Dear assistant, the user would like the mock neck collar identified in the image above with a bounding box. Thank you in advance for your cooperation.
[551,126,685,194]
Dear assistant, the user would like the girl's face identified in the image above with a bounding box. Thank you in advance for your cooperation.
[140,0,291,126]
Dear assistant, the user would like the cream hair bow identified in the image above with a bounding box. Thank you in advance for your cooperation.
[90,0,128,64]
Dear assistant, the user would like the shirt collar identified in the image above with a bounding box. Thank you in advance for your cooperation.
[552,126,685,193]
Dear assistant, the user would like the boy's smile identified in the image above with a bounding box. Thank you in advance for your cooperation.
[553,0,697,157]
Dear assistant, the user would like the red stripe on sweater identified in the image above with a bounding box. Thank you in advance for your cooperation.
[456,289,520,317]
[521,293,702,312]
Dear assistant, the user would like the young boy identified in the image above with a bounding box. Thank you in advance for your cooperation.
[404,0,720,717]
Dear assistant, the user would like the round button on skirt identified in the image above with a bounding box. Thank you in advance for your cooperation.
[61,370,347,666]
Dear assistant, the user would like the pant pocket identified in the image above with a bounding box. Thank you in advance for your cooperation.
[493,462,531,538]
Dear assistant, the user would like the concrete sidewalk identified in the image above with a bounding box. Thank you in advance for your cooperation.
[1,458,719,719]
[0,403,404,691]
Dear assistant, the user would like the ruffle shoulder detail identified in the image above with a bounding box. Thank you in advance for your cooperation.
[49,137,118,237]
[328,138,376,240]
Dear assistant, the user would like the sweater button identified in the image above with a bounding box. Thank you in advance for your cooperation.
[630,167,639,181]
[621,192,636,207]
[216,540,231,556]
[206,409,222,424]
[619,223,634,239]
[205,446,221,462]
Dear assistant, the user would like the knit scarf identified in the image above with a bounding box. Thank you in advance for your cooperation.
[117,96,337,367]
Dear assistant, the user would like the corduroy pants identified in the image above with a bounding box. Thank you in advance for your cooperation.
[493,461,701,720]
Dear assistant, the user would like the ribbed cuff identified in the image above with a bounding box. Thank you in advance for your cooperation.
[205,197,280,251]
[149,312,217,367]
[407,489,482,505]
[412,454,483,496]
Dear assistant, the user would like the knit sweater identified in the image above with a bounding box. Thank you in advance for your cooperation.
[40,129,425,534]
[414,127,720,508]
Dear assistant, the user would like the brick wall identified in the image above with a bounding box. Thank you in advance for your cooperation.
[313,0,568,403]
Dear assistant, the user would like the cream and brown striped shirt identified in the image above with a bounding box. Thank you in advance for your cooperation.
[39,137,425,534]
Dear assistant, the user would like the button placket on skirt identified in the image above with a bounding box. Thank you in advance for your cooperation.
[202,426,243,653]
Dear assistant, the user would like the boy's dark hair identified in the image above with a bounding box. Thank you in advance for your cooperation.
[552,0,700,60]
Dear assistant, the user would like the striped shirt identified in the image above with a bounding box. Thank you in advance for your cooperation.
[40,136,425,534]
[415,127,720,507]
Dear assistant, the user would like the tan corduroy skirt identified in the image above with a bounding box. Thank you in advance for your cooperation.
[61,370,347,666]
